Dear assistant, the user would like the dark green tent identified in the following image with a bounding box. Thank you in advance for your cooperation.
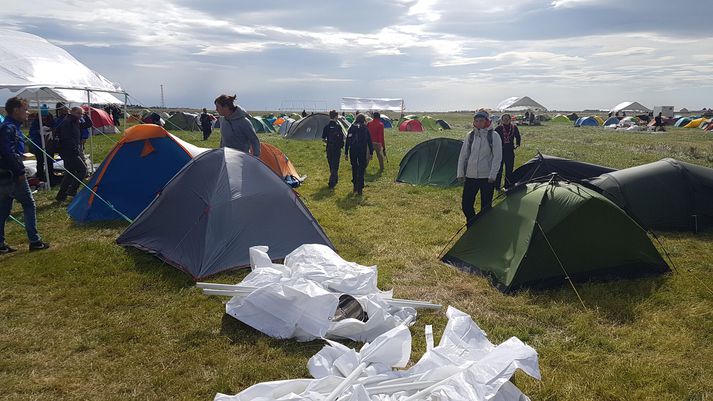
[285,113,348,140]
[248,116,276,133]
[587,158,713,231]
[396,138,463,187]
[442,181,669,291]
[436,119,451,130]
[165,111,199,131]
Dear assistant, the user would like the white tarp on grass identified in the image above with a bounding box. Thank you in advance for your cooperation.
[224,244,417,342]
[215,306,540,401]
[341,97,404,112]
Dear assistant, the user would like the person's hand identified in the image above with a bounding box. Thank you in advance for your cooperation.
[17,174,25,183]
[344,154,348,161]
[368,153,373,160]
[458,177,465,183]
[488,178,495,184]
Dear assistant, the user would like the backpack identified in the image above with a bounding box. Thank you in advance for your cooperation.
[326,122,344,148]
[467,128,493,151]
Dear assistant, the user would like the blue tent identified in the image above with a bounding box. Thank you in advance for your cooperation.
[0,114,4,123]
[68,124,207,222]
[379,115,393,128]
[604,117,620,126]
[674,117,692,127]
[576,117,599,127]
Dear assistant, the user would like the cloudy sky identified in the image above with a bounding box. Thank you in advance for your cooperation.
[2,0,712,112]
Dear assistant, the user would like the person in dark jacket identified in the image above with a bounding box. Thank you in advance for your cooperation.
[200,108,213,140]
[654,112,666,132]
[494,113,521,189]
[214,94,260,156]
[0,97,50,253]
[322,110,344,189]
[55,107,92,202]
[344,114,373,195]
[28,113,54,182]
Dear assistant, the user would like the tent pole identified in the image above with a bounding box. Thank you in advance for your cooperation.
[123,93,128,134]
[35,92,51,191]
[86,90,95,174]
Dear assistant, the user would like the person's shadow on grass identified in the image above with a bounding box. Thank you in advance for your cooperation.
[336,192,363,210]
[311,185,336,201]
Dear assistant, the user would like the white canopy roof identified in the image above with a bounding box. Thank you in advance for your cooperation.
[0,29,123,95]
[341,97,404,111]
[496,96,547,112]
[610,101,651,113]
[15,87,123,105]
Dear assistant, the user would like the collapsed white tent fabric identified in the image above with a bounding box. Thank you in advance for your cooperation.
[496,96,548,112]
[14,87,123,105]
[224,245,416,342]
[215,306,540,401]
[610,101,651,113]
[341,97,404,112]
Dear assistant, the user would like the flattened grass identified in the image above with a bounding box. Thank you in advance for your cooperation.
[1,114,711,400]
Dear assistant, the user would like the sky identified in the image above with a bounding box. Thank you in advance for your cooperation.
[1,0,712,112]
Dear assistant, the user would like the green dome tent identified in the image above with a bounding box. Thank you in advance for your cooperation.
[418,116,439,130]
[285,113,348,140]
[249,116,276,133]
[551,114,570,123]
[442,181,669,291]
[396,138,463,187]
[165,111,199,131]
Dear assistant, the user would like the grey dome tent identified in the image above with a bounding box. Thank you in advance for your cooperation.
[586,158,713,231]
[285,113,348,140]
[396,138,463,187]
[435,119,451,129]
[116,148,334,279]
[442,181,669,291]
[510,153,616,185]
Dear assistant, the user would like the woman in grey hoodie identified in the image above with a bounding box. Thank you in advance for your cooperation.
[214,94,260,157]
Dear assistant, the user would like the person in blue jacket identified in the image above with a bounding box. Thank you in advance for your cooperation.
[0,97,50,253]
[344,114,373,195]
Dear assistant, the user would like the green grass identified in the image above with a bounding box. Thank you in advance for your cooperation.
[1,114,712,400]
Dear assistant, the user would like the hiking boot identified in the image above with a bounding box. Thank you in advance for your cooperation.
[0,243,17,254]
[29,241,50,252]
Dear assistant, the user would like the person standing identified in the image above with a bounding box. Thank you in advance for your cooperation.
[199,108,213,140]
[0,97,50,253]
[214,94,260,157]
[321,110,344,189]
[345,114,373,195]
[494,113,521,189]
[366,111,386,173]
[55,107,92,202]
[654,112,666,132]
[457,111,502,227]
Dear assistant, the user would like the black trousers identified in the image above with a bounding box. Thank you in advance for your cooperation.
[31,144,54,182]
[58,153,87,196]
[349,148,367,192]
[202,126,212,140]
[462,178,494,226]
[326,148,341,188]
[496,148,515,189]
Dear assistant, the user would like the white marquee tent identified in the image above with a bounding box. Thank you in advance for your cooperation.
[496,96,548,112]
[341,97,404,112]
[609,101,651,113]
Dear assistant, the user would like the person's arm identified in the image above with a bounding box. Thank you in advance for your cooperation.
[248,124,261,157]
[366,128,374,156]
[456,132,470,181]
[0,126,25,178]
[488,134,502,183]
[322,125,329,143]
[80,116,93,129]
[344,128,351,159]
[514,126,521,148]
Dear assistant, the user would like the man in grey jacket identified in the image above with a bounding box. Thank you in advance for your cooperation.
[214,94,260,157]
[457,111,502,227]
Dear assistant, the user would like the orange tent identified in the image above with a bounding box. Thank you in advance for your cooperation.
[256,142,301,182]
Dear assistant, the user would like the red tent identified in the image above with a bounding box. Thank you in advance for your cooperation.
[399,119,424,132]
[82,106,117,133]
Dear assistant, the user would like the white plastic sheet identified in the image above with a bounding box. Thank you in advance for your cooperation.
[225,245,415,342]
[215,306,540,401]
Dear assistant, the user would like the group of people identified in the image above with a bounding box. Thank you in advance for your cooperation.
[321,110,386,195]
[458,111,521,227]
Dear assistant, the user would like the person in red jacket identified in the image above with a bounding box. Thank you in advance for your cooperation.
[366,111,386,172]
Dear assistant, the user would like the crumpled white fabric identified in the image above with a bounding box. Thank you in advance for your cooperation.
[215,307,540,401]
[225,245,415,342]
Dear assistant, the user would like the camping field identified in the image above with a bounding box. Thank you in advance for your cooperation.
[1,113,712,401]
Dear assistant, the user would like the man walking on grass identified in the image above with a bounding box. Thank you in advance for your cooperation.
[0,97,50,253]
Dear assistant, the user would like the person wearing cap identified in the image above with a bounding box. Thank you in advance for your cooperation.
[345,114,373,195]
[494,113,521,189]
[457,110,502,227]
[322,110,345,189]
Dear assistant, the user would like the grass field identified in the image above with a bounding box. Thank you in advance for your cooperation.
[1,113,712,400]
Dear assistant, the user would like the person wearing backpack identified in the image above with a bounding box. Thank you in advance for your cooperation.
[0,97,50,253]
[214,94,260,157]
[55,107,92,202]
[457,110,502,227]
[345,114,373,195]
[322,110,344,189]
